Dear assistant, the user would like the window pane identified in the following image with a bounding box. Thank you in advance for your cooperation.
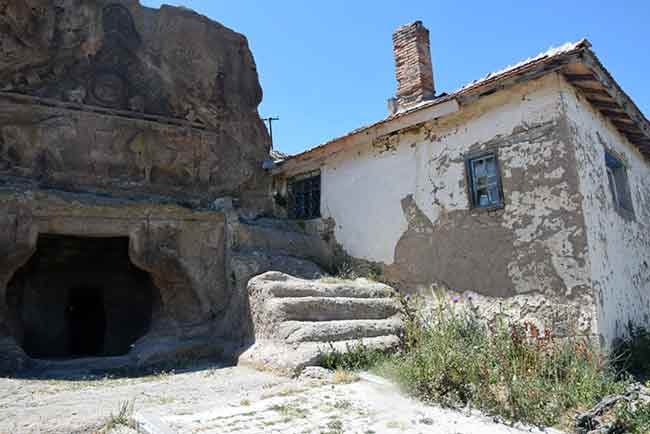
[477,188,490,207]
[488,185,500,204]
[605,152,622,170]
[485,157,497,176]
[288,173,321,220]
[606,168,618,207]
[468,153,501,208]
[474,159,486,177]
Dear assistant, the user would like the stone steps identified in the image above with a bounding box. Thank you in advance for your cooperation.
[243,272,403,371]
[239,335,401,372]
[276,319,403,343]
[257,271,394,298]
[266,297,399,322]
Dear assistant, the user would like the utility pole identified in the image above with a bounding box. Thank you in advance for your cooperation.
[262,117,280,149]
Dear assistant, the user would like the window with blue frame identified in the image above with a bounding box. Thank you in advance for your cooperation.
[605,151,634,216]
[466,151,503,209]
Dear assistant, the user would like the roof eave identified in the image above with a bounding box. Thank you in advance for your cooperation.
[562,48,650,159]
[276,41,650,175]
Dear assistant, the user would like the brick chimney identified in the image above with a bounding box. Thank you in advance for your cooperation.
[389,21,435,114]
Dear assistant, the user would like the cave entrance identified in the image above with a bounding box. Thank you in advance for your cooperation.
[6,235,156,359]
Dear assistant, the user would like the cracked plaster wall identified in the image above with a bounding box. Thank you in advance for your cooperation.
[562,79,650,347]
[316,74,597,336]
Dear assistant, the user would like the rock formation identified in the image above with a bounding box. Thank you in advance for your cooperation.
[0,0,271,374]
[0,1,400,375]
[0,0,270,204]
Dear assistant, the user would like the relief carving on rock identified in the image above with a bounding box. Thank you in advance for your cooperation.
[0,1,271,204]
[87,4,142,110]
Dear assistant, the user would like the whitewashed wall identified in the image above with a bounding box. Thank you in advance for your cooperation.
[313,73,598,337]
[322,75,564,265]
[562,80,650,347]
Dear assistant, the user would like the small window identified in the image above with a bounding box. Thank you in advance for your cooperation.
[605,151,634,216]
[466,151,503,209]
[288,171,321,220]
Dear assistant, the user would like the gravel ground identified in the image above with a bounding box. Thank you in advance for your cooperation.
[107,427,138,434]
[0,365,564,434]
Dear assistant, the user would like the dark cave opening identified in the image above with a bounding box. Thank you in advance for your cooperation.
[66,287,107,357]
[6,235,156,359]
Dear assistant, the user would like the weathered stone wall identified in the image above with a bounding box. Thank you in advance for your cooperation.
[0,0,270,206]
[562,78,650,347]
[0,1,273,371]
[0,189,247,371]
[280,74,598,337]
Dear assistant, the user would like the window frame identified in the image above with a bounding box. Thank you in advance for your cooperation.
[604,150,634,219]
[287,170,321,220]
[465,150,505,210]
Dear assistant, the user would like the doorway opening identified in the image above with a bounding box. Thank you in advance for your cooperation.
[6,235,156,359]
[66,287,107,357]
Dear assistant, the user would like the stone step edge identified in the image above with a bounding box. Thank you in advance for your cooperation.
[277,319,403,343]
[265,297,400,322]
[262,283,396,299]
[238,335,400,374]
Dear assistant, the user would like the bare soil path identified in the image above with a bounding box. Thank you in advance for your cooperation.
[0,365,563,434]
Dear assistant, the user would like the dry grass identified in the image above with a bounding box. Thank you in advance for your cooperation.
[96,401,135,433]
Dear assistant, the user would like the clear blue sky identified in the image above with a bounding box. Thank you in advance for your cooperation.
[141,0,649,155]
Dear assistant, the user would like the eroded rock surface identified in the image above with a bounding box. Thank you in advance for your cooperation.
[576,383,650,434]
[0,1,272,373]
[0,0,270,204]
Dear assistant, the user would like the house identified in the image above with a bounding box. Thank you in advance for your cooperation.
[270,22,650,347]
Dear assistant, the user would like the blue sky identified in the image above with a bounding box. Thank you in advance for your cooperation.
[141,0,649,155]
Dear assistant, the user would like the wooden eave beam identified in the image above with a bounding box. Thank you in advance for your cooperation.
[577,88,612,99]
[564,73,598,82]
[600,109,632,121]
[587,99,622,111]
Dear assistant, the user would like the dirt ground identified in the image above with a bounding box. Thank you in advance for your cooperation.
[0,364,564,434]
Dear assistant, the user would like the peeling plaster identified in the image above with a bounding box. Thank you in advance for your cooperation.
[563,77,650,347]
[305,74,600,336]
[276,73,650,342]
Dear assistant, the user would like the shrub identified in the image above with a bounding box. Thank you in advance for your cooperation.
[378,294,626,428]
[613,325,650,379]
[319,341,387,372]
[613,398,650,434]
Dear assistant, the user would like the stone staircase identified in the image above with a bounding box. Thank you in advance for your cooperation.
[239,271,402,372]
[229,218,331,292]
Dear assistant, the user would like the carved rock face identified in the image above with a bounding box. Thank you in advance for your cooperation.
[0,0,270,204]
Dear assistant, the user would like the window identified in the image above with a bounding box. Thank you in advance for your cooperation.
[288,171,321,220]
[605,151,634,216]
[466,151,503,209]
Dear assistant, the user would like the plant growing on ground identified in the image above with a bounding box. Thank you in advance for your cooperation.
[319,341,387,372]
[99,400,135,433]
[613,325,650,380]
[375,293,627,429]
[613,397,650,434]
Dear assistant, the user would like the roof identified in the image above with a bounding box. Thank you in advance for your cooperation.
[269,149,289,162]
[276,39,650,173]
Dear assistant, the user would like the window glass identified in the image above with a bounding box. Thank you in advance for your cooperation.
[288,172,321,220]
[467,153,502,208]
[605,152,633,216]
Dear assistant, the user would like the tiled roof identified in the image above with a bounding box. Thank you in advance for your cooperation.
[280,39,649,166]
